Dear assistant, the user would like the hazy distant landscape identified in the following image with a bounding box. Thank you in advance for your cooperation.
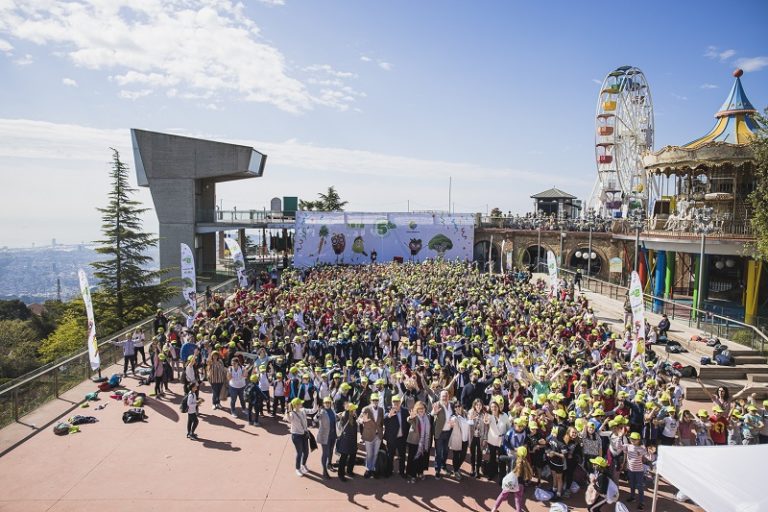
[0,244,159,304]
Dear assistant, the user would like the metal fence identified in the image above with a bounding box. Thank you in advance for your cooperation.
[557,268,768,355]
[0,278,238,429]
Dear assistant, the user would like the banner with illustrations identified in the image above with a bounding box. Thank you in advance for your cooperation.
[629,270,646,359]
[293,212,474,267]
[78,269,100,371]
[224,238,248,287]
[180,243,197,312]
[547,250,558,295]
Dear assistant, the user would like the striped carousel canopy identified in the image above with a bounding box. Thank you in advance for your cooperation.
[683,69,759,149]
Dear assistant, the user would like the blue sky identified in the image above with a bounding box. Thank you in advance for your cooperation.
[0,0,766,247]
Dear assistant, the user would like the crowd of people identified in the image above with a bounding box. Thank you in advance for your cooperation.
[129,261,766,512]
[487,212,613,233]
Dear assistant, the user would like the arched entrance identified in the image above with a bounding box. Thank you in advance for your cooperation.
[568,247,603,276]
[521,245,548,273]
[474,241,500,273]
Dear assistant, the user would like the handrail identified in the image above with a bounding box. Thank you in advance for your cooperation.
[0,278,237,406]
[556,267,768,354]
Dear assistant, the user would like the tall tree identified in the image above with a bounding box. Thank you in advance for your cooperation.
[316,186,348,211]
[749,109,768,261]
[92,149,173,331]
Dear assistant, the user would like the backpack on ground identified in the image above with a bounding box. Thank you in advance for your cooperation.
[713,345,726,356]
[606,478,620,504]
[535,487,555,501]
[84,391,99,401]
[69,415,98,425]
[715,354,734,366]
[700,357,712,365]
[549,503,568,512]
[679,365,698,378]
[98,382,112,392]
[108,374,121,387]
[122,408,147,423]
[374,448,391,476]
[53,422,70,435]
[706,338,721,347]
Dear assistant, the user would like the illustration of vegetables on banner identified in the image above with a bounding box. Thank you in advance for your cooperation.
[352,236,368,257]
[331,233,346,263]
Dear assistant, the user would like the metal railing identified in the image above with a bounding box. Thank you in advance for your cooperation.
[557,268,768,355]
[0,278,238,429]
[197,209,295,225]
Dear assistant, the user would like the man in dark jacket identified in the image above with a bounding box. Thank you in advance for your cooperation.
[657,314,670,338]
[383,394,409,477]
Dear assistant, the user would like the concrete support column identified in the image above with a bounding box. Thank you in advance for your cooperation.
[218,231,226,259]
[200,233,216,273]
[664,251,675,299]
[238,229,247,257]
[653,250,666,313]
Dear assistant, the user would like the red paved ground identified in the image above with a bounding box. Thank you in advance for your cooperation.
[0,371,702,512]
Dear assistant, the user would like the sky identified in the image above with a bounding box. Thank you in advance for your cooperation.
[0,0,766,248]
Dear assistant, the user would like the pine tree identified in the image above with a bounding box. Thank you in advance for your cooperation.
[317,186,348,211]
[92,149,173,330]
[749,109,768,260]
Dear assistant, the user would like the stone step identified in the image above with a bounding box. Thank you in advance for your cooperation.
[748,374,768,384]
[734,355,768,365]
[729,349,763,357]
[699,365,768,380]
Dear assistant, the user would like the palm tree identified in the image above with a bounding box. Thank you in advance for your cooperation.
[317,186,348,211]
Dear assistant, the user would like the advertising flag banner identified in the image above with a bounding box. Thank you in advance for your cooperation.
[224,238,248,287]
[629,270,646,359]
[547,250,558,295]
[180,243,197,312]
[78,269,100,371]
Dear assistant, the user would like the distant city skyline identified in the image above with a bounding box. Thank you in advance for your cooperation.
[0,0,766,247]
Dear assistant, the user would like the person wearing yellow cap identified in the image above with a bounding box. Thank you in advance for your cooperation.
[316,395,338,479]
[586,456,612,510]
[621,431,655,509]
[183,353,198,395]
[336,401,360,482]
[359,392,385,478]
[272,371,287,418]
[246,373,267,426]
[286,396,311,477]
[485,399,510,483]
[741,404,765,445]
[489,444,534,512]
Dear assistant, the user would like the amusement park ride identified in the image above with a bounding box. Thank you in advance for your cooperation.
[589,65,655,218]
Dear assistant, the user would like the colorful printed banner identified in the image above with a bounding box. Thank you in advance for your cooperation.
[629,270,646,359]
[78,269,100,371]
[224,238,248,287]
[547,250,558,295]
[180,243,197,312]
[293,212,474,267]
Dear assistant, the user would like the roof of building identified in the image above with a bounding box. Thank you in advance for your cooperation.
[682,69,759,149]
[531,187,576,199]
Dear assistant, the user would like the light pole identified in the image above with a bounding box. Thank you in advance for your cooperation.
[559,231,566,267]
[534,215,543,272]
[585,209,596,276]
[693,206,714,327]
[628,208,645,274]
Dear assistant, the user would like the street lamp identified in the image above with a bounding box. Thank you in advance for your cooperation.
[584,209,597,276]
[693,206,714,327]
[628,208,645,273]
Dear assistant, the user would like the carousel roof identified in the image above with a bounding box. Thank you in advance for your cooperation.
[644,69,759,173]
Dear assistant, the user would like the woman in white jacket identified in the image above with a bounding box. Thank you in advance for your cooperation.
[485,398,510,482]
[448,402,471,479]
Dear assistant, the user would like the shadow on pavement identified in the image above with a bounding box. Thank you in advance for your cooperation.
[143,396,180,423]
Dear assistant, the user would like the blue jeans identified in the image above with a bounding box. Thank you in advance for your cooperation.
[292,433,309,470]
[628,470,645,504]
[435,430,451,472]
[321,435,336,469]
[229,385,245,414]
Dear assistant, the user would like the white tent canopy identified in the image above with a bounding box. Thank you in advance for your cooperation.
[654,445,768,512]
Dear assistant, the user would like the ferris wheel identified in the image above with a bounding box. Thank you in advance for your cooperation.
[592,65,654,214]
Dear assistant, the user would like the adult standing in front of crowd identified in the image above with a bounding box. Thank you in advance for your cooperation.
[185,382,203,440]
[431,389,453,479]
[207,351,227,410]
[359,392,385,478]
[286,397,310,476]
[316,395,337,479]
[228,357,247,418]
[336,403,359,482]
[384,394,409,478]
[406,401,431,484]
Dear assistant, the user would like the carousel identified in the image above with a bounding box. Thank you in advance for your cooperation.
[641,69,764,323]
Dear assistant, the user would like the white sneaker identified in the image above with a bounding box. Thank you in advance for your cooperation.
[300,465,309,474]
[296,469,304,477]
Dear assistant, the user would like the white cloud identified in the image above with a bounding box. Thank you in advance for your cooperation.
[14,53,33,65]
[0,1,359,113]
[62,77,77,87]
[671,93,688,101]
[360,55,372,62]
[591,78,602,85]
[704,46,736,61]
[119,89,152,100]
[700,83,718,89]
[378,61,392,71]
[304,64,358,79]
[258,0,285,5]
[735,56,768,72]
[0,37,12,53]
